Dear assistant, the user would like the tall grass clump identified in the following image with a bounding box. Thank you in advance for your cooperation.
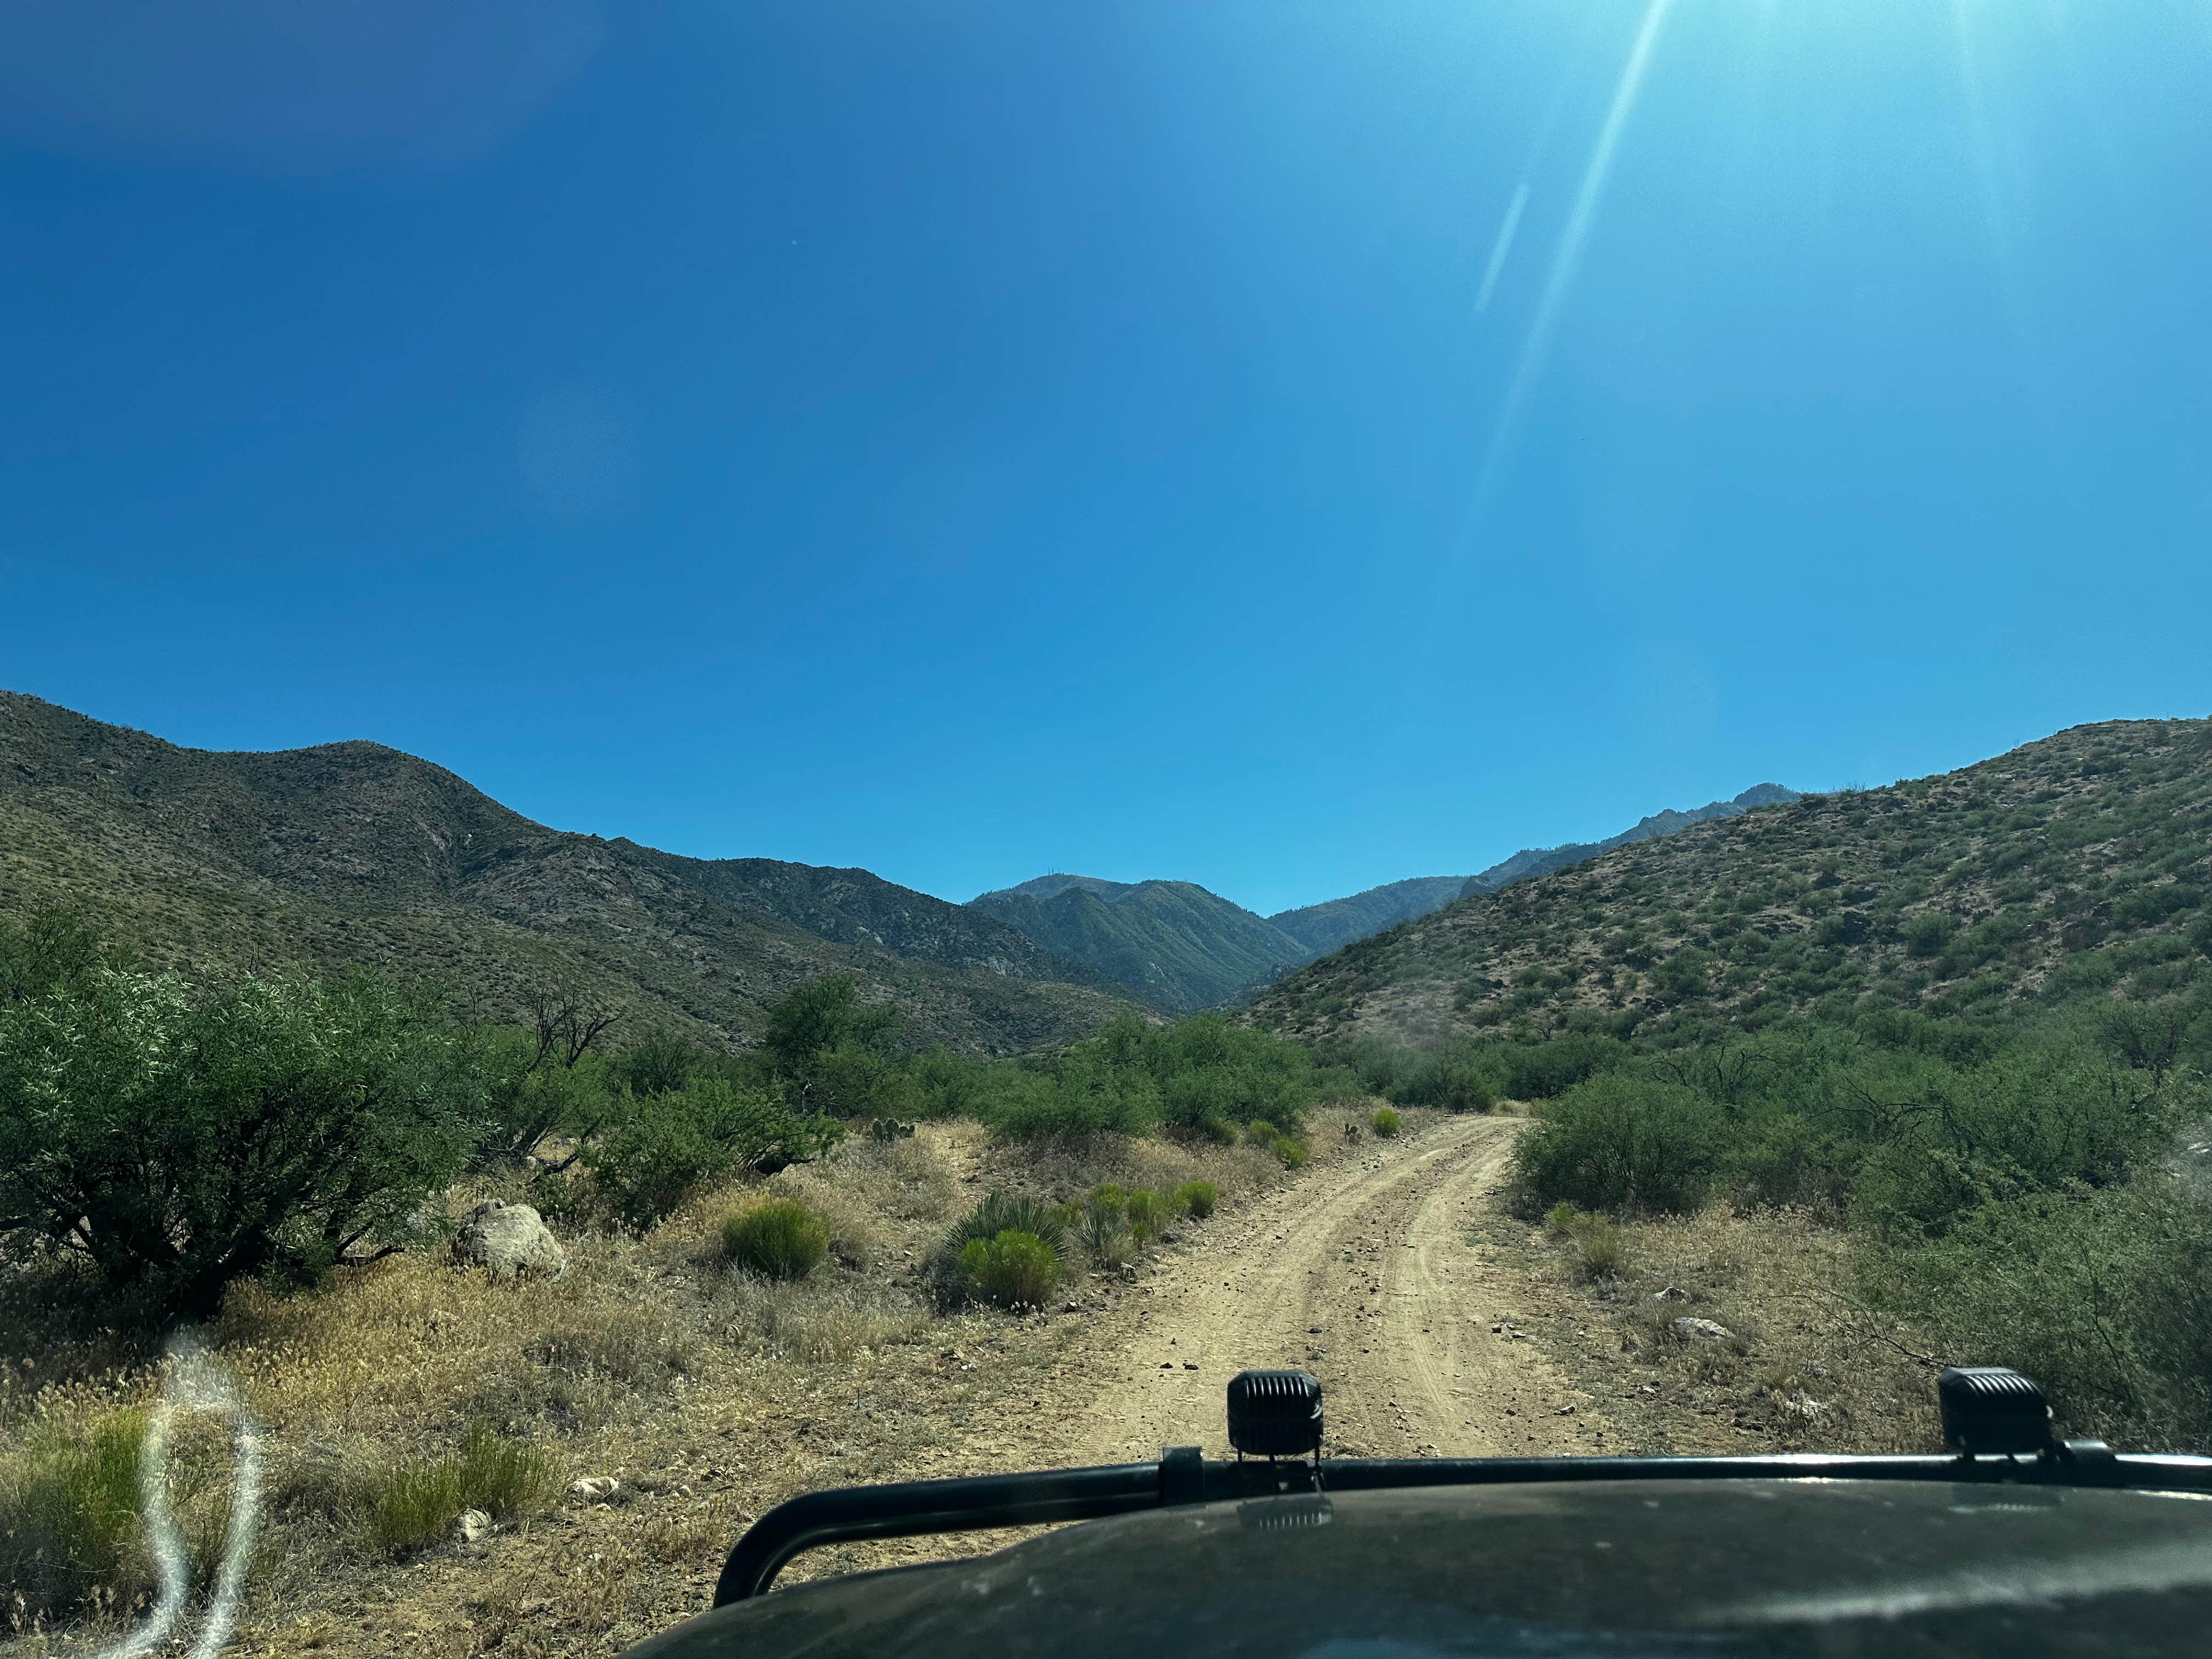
[956,1231,1062,1310]
[0,1410,151,1619]
[1545,1201,1626,1280]
[361,1424,558,1556]
[1370,1107,1402,1138]
[1172,1181,1217,1220]
[1079,1197,1130,1267]
[1124,1188,1166,1250]
[720,1198,832,1280]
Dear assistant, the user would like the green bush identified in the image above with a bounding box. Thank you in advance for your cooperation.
[933,1193,1069,1303]
[0,963,479,1311]
[1243,1119,1281,1146]
[1880,1180,2212,1449]
[585,1078,838,1231]
[1386,1056,1494,1112]
[1172,1181,1217,1220]
[720,1199,832,1279]
[1513,1074,1723,1214]
[956,1230,1062,1310]
[362,1424,558,1556]
[1370,1107,1402,1138]
[1272,1135,1311,1170]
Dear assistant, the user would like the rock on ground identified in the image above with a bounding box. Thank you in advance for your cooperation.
[1672,1317,1737,1345]
[451,1200,566,1282]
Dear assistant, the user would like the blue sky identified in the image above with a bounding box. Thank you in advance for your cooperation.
[3,1,2207,916]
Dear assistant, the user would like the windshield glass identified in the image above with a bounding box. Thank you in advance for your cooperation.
[2,4,2207,1655]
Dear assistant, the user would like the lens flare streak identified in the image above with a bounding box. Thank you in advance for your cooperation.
[1465,0,1678,513]
[93,1339,264,1659]
[1474,182,1531,314]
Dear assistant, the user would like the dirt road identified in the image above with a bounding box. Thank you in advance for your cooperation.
[1043,1114,1608,1465]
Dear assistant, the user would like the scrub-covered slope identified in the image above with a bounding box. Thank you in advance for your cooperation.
[1250,720,2210,1048]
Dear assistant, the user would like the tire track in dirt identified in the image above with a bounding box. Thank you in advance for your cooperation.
[1045,1115,1607,1464]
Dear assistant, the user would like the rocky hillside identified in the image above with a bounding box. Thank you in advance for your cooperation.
[969,875,1309,1013]
[1250,720,2210,1047]
[1457,784,1801,900]
[0,692,1131,1053]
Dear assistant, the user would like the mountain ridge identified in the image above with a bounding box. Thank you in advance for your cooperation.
[0,691,1132,1053]
[971,785,1802,1011]
[1249,720,2210,1048]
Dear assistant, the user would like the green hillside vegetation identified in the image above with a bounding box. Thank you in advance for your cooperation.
[1454,785,1801,903]
[1253,722,2207,1049]
[1267,875,1470,958]
[969,878,1311,1013]
[1252,718,2212,1446]
[0,692,1131,1056]
[0,895,1328,1313]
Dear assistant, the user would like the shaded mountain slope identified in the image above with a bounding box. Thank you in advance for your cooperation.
[1268,876,1470,957]
[969,878,1310,1013]
[1251,720,2210,1048]
[0,692,1130,1053]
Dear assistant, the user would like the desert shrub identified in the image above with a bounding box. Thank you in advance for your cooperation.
[1880,1179,2212,1450]
[974,1013,1316,1142]
[955,1231,1062,1310]
[1173,1181,1217,1220]
[1488,1033,1627,1101]
[760,974,918,1120]
[975,1061,1159,1139]
[1370,1107,1402,1138]
[720,1199,832,1280]
[945,1192,1069,1256]
[932,1193,1069,1304]
[1124,1189,1166,1249]
[1243,1120,1281,1146]
[1385,1055,1494,1112]
[0,965,479,1311]
[1271,1135,1311,1170]
[476,1032,620,1169]
[584,1078,837,1231]
[1513,1074,1724,1214]
[360,1424,558,1556]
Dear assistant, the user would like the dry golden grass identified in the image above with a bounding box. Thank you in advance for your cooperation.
[1511,1204,1945,1456]
[0,1121,1291,1657]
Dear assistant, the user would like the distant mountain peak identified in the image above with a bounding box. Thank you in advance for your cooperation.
[977,872,1139,904]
